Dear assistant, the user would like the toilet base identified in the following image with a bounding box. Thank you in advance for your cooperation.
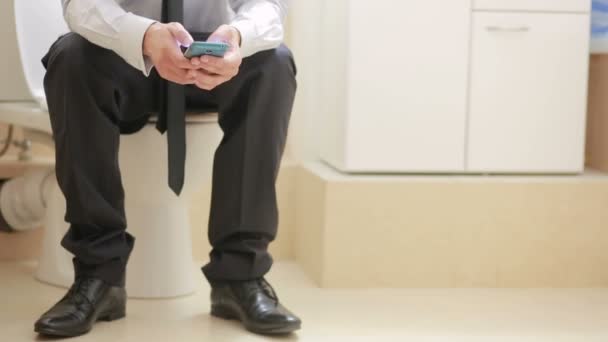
[35,180,73,288]
[36,179,198,298]
[124,200,197,298]
[35,120,221,298]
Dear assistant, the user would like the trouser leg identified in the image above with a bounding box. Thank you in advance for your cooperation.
[201,45,297,282]
[43,33,157,286]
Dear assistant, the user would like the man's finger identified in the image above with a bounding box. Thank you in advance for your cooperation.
[196,74,231,90]
[192,66,236,85]
[222,49,242,66]
[196,79,220,91]
[194,72,217,90]
[194,76,210,90]
[173,68,196,84]
[198,62,224,75]
[167,22,194,47]
[169,50,198,70]
[193,73,215,88]
[199,55,225,69]
[199,57,235,76]
[163,66,195,85]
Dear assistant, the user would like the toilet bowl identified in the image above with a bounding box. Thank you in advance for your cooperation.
[37,116,222,298]
[121,116,221,297]
[0,0,223,298]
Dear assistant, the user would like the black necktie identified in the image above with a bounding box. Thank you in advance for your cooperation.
[157,0,186,196]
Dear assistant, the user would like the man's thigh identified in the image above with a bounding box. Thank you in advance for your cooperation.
[43,33,160,131]
[210,44,296,105]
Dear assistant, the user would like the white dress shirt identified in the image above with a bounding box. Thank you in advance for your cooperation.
[61,0,289,75]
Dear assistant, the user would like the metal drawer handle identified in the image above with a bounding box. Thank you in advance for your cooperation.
[486,26,530,32]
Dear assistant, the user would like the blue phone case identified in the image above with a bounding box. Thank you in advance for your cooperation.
[184,42,229,58]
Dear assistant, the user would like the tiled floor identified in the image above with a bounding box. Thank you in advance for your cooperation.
[1,261,608,341]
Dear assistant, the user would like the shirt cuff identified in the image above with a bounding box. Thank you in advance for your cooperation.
[229,20,258,58]
[115,13,157,76]
[143,56,155,76]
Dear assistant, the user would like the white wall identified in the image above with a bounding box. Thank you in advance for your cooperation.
[284,0,324,163]
[0,1,30,101]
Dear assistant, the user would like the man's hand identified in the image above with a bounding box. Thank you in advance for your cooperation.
[143,22,197,85]
[187,25,243,91]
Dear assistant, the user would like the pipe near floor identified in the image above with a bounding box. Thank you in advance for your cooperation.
[0,168,54,232]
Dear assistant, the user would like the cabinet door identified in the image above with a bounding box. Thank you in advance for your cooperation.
[473,0,590,13]
[467,12,589,173]
[344,0,471,172]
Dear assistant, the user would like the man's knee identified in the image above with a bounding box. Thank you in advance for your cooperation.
[257,45,297,82]
[274,45,297,76]
[44,33,93,74]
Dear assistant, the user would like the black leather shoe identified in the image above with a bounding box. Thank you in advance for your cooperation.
[34,277,126,337]
[210,277,301,335]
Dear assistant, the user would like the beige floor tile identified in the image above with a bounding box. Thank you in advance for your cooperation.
[1,261,608,341]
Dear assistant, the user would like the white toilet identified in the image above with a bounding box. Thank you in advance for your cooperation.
[0,0,222,298]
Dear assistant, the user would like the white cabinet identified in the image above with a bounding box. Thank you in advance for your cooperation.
[467,12,590,172]
[320,0,471,172]
[473,0,590,12]
[320,0,591,174]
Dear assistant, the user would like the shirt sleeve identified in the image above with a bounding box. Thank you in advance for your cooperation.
[228,0,290,57]
[61,0,156,76]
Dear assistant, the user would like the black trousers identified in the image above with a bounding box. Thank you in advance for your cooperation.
[42,33,297,287]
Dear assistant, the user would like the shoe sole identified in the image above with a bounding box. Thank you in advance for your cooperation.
[35,309,126,337]
[211,304,301,335]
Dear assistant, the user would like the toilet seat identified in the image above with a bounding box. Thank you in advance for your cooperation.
[149,111,219,124]
[0,102,52,134]
[0,101,218,135]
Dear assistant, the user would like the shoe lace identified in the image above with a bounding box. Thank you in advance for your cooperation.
[239,277,279,303]
[257,278,279,303]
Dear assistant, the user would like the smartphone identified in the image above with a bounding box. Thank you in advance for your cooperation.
[184,41,229,58]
